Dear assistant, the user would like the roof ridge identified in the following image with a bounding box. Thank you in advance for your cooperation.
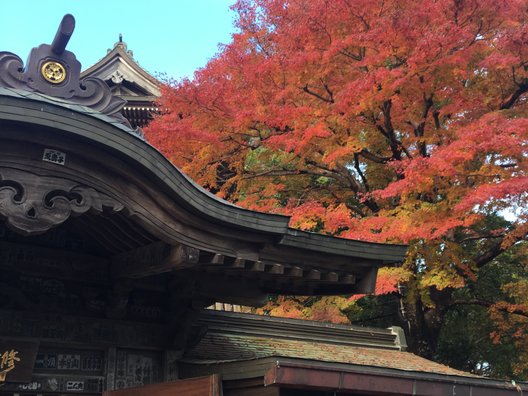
[198,310,405,350]
[80,38,161,93]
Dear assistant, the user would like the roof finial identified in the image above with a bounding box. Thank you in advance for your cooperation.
[51,14,75,55]
[119,33,123,43]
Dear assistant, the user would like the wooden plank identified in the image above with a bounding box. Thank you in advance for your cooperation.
[103,375,222,396]
[112,242,199,279]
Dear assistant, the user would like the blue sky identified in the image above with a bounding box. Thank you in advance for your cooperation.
[0,0,236,80]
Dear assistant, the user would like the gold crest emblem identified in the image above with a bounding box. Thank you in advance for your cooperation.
[41,61,66,84]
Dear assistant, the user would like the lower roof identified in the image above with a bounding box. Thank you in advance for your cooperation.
[183,311,471,378]
[180,311,527,395]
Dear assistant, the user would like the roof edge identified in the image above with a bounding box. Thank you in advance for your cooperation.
[265,358,528,393]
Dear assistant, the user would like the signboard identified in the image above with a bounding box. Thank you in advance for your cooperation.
[114,349,161,389]
[103,375,222,396]
[0,339,39,383]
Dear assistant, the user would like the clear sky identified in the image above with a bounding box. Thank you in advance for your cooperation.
[0,0,237,80]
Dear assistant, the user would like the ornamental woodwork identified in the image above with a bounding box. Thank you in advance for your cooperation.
[0,168,124,235]
[0,15,131,127]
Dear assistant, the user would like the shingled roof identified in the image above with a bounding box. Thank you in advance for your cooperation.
[179,311,527,395]
[181,310,470,378]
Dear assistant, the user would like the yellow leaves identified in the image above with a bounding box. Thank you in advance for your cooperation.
[403,241,476,307]
[502,279,528,306]
[419,267,465,291]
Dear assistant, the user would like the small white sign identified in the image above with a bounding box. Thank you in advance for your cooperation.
[66,381,84,391]
[43,149,66,165]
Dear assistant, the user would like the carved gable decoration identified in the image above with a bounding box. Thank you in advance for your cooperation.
[0,15,132,128]
[0,168,124,236]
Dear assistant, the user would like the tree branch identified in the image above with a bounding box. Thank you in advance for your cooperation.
[377,100,412,161]
[474,240,506,268]
[499,68,528,110]
[359,149,392,164]
[301,84,335,103]
[449,299,528,318]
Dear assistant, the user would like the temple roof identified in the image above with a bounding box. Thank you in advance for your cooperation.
[80,36,160,128]
[0,88,406,298]
[0,14,406,301]
[81,34,160,100]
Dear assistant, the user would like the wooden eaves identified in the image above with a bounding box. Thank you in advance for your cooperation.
[0,14,406,305]
[0,87,406,302]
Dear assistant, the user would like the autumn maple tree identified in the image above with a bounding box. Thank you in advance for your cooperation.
[146,0,528,378]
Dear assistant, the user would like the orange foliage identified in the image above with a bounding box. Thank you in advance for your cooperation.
[147,0,528,247]
[146,0,528,368]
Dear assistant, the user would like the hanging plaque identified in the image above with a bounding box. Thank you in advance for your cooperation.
[0,340,39,383]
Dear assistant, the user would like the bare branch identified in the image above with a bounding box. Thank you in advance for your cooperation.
[301,84,335,103]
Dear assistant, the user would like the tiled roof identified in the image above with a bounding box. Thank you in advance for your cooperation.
[184,331,476,378]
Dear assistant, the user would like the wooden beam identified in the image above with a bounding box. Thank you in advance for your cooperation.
[322,271,339,282]
[306,269,321,280]
[340,274,356,284]
[112,241,200,279]
[189,273,269,306]
[285,266,303,277]
[267,263,284,275]
[251,261,265,272]
[232,258,246,269]
[210,254,225,265]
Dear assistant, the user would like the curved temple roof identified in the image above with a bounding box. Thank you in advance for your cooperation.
[80,34,161,99]
[0,15,406,302]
